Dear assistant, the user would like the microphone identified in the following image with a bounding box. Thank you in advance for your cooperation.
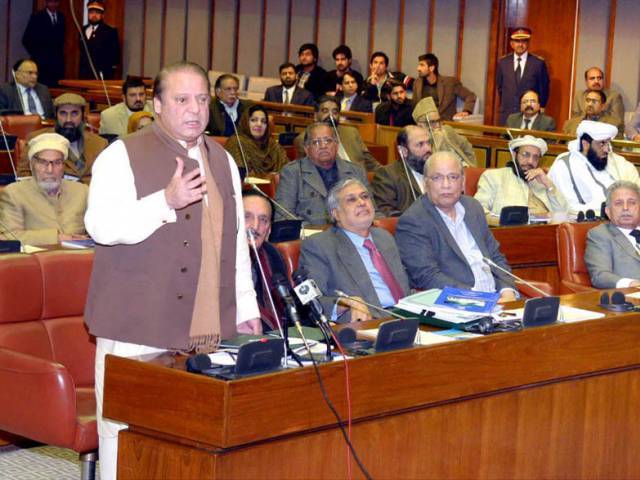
[273,273,303,328]
[481,256,549,297]
[0,216,23,252]
[98,71,112,108]
[249,184,302,221]
[334,290,412,320]
[327,114,350,163]
[0,117,19,181]
[292,267,332,360]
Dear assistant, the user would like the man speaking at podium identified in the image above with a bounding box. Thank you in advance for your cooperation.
[84,62,260,480]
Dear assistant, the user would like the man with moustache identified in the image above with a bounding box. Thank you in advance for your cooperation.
[371,125,432,216]
[207,73,253,136]
[17,93,107,183]
[323,44,364,96]
[99,77,153,137]
[243,190,289,332]
[572,67,624,124]
[84,61,261,480]
[549,120,639,215]
[0,59,54,118]
[295,43,327,100]
[78,1,120,80]
[585,181,640,288]
[563,89,624,137]
[475,135,567,224]
[374,80,414,127]
[505,90,556,131]
[335,72,372,113]
[362,51,407,104]
[300,178,409,322]
[263,62,314,106]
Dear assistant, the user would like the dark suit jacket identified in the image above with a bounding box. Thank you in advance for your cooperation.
[371,161,421,217]
[17,127,108,184]
[79,22,120,79]
[374,101,415,127]
[0,82,54,118]
[323,69,364,94]
[263,85,314,106]
[206,98,253,137]
[496,53,549,125]
[22,9,65,87]
[337,93,373,113]
[300,226,410,321]
[411,75,476,121]
[295,64,327,100]
[505,112,556,132]
[585,223,640,288]
[396,195,515,291]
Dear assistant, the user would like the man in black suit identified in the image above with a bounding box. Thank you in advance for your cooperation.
[0,59,54,118]
[374,81,414,127]
[496,27,549,126]
[21,0,65,87]
[505,90,556,132]
[295,43,327,100]
[78,1,120,80]
[335,72,372,113]
[263,62,314,106]
[323,45,364,96]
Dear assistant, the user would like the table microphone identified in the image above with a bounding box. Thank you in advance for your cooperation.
[0,217,23,252]
[481,256,549,297]
[292,267,332,360]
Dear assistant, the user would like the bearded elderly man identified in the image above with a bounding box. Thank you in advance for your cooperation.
[17,93,108,183]
[585,181,640,288]
[549,120,639,215]
[475,135,568,224]
[300,178,409,322]
[84,61,260,480]
[396,151,517,302]
[0,132,88,245]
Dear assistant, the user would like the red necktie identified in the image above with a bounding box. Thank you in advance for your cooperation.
[363,239,404,303]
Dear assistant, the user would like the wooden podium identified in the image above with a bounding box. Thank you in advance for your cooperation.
[104,291,640,479]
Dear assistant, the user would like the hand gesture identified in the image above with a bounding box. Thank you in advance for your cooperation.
[164,157,206,210]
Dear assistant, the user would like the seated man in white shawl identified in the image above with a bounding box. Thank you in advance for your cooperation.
[549,120,639,215]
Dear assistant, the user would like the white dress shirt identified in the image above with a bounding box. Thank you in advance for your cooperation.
[513,52,529,72]
[16,83,45,117]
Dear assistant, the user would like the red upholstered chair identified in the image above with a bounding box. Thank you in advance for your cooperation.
[374,217,399,235]
[85,112,101,134]
[464,166,486,196]
[0,250,98,478]
[556,222,597,293]
[0,114,42,139]
[274,240,301,282]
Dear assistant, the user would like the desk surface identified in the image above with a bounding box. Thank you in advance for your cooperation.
[105,289,640,479]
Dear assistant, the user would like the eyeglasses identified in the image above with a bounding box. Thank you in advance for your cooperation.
[33,156,64,168]
[585,97,602,105]
[427,173,462,184]
[310,137,336,147]
[518,151,541,161]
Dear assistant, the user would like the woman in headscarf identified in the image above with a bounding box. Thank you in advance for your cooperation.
[224,104,288,175]
[127,111,154,134]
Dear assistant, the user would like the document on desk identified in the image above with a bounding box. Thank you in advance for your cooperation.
[501,306,605,323]
[357,328,479,346]
[397,289,492,323]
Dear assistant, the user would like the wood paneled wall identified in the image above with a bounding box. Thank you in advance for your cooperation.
[2,0,639,127]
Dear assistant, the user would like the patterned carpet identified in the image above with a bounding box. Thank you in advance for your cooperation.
[0,445,101,479]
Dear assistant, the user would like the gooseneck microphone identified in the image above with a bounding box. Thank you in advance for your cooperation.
[231,117,252,179]
[481,256,549,297]
[396,147,418,202]
[249,184,301,221]
[328,114,350,162]
[292,267,332,360]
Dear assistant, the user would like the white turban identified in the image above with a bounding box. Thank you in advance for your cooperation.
[27,133,70,161]
[508,135,548,157]
[576,120,618,141]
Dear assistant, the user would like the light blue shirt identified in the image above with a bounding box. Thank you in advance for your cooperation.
[16,84,45,118]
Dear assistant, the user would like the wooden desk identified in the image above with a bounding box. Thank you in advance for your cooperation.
[105,290,640,479]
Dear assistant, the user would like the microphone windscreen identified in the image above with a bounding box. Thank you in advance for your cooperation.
[577,211,585,222]
[611,291,626,305]
[336,327,356,344]
[292,266,309,285]
[186,353,212,373]
[586,209,596,220]
[599,292,609,305]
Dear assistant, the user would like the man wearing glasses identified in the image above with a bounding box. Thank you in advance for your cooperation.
[275,122,369,224]
[475,135,567,225]
[207,73,253,136]
[396,150,517,303]
[562,90,623,138]
[0,132,88,245]
[550,120,638,215]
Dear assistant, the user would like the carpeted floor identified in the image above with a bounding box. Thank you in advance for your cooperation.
[0,445,100,479]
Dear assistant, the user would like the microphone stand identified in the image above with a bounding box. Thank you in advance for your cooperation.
[481,257,550,297]
[249,184,301,221]
[0,117,19,181]
[397,147,418,202]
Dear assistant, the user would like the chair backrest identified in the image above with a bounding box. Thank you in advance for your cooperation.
[1,114,42,139]
[86,112,101,133]
[464,166,486,196]
[374,217,398,235]
[556,222,595,288]
[274,240,301,282]
[246,76,280,97]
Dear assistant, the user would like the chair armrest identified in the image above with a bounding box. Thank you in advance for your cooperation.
[561,280,597,294]
[516,280,555,298]
[0,347,78,447]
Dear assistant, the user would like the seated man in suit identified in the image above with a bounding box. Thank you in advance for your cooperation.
[206,73,253,136]
[505,90,556,132]
[335,72,372,113]
[585,181,640,288]
[294,95,380,172]
[300,178,410,322]
[412,96,476,167]
[371,125,431,216]
[562,90,623,138]
[0,58,54,118]
[396,151,517,302]
[0,132,88,246]
[374,80,414,127]
[549,120,638,215]
[475,135,568,224]
[243,190,289,332]
[263,62,314,106]
[295,43,327,100]
[572,67,624,124]
[99,76,153,137]
[17,93,108,184]
[276,122,369,224]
